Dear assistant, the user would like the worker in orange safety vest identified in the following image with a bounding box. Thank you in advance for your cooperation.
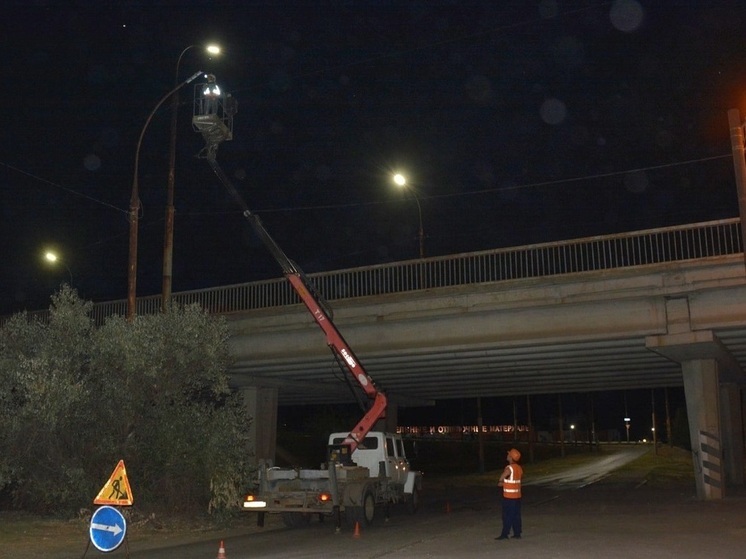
[496,448,523,540]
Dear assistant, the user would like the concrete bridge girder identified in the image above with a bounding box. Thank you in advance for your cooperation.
[229,257,746,500]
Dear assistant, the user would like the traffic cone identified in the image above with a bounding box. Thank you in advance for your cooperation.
[353,521,361,538]
[445,500,451,513]
[216,540,227,559]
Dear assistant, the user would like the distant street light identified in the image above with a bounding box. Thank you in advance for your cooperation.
[162,43,221,313]
[392,173,424,258]
[44,250,73,285]
[128,69,203,321]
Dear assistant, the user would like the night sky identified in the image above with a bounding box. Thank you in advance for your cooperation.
[2,1,745,317]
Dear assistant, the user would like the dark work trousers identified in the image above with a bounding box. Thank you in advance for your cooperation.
[500,497,522,537]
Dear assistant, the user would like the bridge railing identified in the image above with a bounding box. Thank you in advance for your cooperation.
[4,218,742,326]
[307,217,742,300]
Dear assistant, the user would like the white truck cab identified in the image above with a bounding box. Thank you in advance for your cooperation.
[328,432,411,487]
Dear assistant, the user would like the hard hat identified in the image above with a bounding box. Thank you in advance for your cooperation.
[508,448,521,462]
[206,73,216,82]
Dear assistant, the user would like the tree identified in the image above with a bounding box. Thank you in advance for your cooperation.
[0,287,252,515]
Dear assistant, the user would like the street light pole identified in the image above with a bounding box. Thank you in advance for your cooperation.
[128,69,203,321]
[393,173,425,258]
[162,44,220,313]
[44,251,73,285]
[728,109,746,263]
[415,195,424,260]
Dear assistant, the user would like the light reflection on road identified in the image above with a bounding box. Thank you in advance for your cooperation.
[524,446,648,489]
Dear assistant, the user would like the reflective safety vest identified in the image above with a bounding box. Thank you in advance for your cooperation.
[502,464,523,499]
[203,84,221,97]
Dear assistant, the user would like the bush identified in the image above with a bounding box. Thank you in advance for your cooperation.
[0,287,252,516]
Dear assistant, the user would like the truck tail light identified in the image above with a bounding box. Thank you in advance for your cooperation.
[243,494,267,508]
[318,492,332,503]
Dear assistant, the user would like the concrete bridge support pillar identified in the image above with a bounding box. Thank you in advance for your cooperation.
[240,386,278,465]
[720,383,744,486]
[374,402,399,433]
[648,325,745,500]
[386,402,399,433]
[682,359,724,500]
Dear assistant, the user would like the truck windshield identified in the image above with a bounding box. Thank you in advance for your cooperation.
[331,436,379,449]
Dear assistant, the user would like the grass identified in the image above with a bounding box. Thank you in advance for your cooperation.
[0,508,274,559]
[608,444,694,486]
[0,512,90,558]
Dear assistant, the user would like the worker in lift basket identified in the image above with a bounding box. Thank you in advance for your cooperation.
[202,74,221,115]
[496,448,523,541]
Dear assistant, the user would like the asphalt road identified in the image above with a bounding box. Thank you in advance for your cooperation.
[525,446,648,489]
[15,447,746,558]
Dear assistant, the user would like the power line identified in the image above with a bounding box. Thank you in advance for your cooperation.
[0,161,127,215]
[180,153,733,216]
[2,151,732,222]
[428,154,733,201]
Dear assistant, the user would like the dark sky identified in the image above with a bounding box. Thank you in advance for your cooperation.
[2,1,745,316]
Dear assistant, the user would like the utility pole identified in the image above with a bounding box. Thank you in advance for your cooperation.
[665,387,673,447]
[526,394,534,463]
[162,44,220,312]
[650,388,658,456]
[476,397,485,474]
[727,109,746,261]
[558,394,565,458]
[128,70,203,320]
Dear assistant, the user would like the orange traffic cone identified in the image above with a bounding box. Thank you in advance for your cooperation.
[216,540,227,559]
[445,501,451,513]
[353,521,361,538]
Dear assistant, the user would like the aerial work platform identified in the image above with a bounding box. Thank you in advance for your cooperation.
[192,75,236,155]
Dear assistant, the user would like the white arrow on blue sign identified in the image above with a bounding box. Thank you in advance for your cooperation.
[89,505,127,552]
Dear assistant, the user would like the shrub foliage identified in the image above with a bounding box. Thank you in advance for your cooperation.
[0,287,252,515]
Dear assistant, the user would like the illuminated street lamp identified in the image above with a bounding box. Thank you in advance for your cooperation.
[392,173,424,259]
[162,43,221,313]
[128,69,203,320]
[44,250,73,285]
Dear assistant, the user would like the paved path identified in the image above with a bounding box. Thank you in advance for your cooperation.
[526,446,648,489]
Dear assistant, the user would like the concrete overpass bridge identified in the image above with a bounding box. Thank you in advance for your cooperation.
[27,218,746,500]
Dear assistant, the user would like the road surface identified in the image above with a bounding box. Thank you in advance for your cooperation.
[12,447,746,559]
[526,446,648,489]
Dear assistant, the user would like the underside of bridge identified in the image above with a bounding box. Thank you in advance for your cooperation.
[229,257,746,500]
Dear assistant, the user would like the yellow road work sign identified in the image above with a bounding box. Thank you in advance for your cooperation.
[94,460,133,506]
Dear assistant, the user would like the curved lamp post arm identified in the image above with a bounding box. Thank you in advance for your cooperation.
[61,262,73,286]
[44,251,73,285]
[127,69,203,320]
[392,173,425,259]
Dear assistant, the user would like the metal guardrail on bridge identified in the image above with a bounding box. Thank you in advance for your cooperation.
[3,218,742,327]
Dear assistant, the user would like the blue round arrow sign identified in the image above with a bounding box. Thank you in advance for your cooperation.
[90,505,127,552]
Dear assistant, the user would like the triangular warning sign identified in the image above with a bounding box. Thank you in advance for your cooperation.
[94,460,133,506]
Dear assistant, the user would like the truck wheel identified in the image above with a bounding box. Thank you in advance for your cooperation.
[345,489,376,527]
[361,489,376,526]
[281,512,311,528]
[407,487,420,514]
